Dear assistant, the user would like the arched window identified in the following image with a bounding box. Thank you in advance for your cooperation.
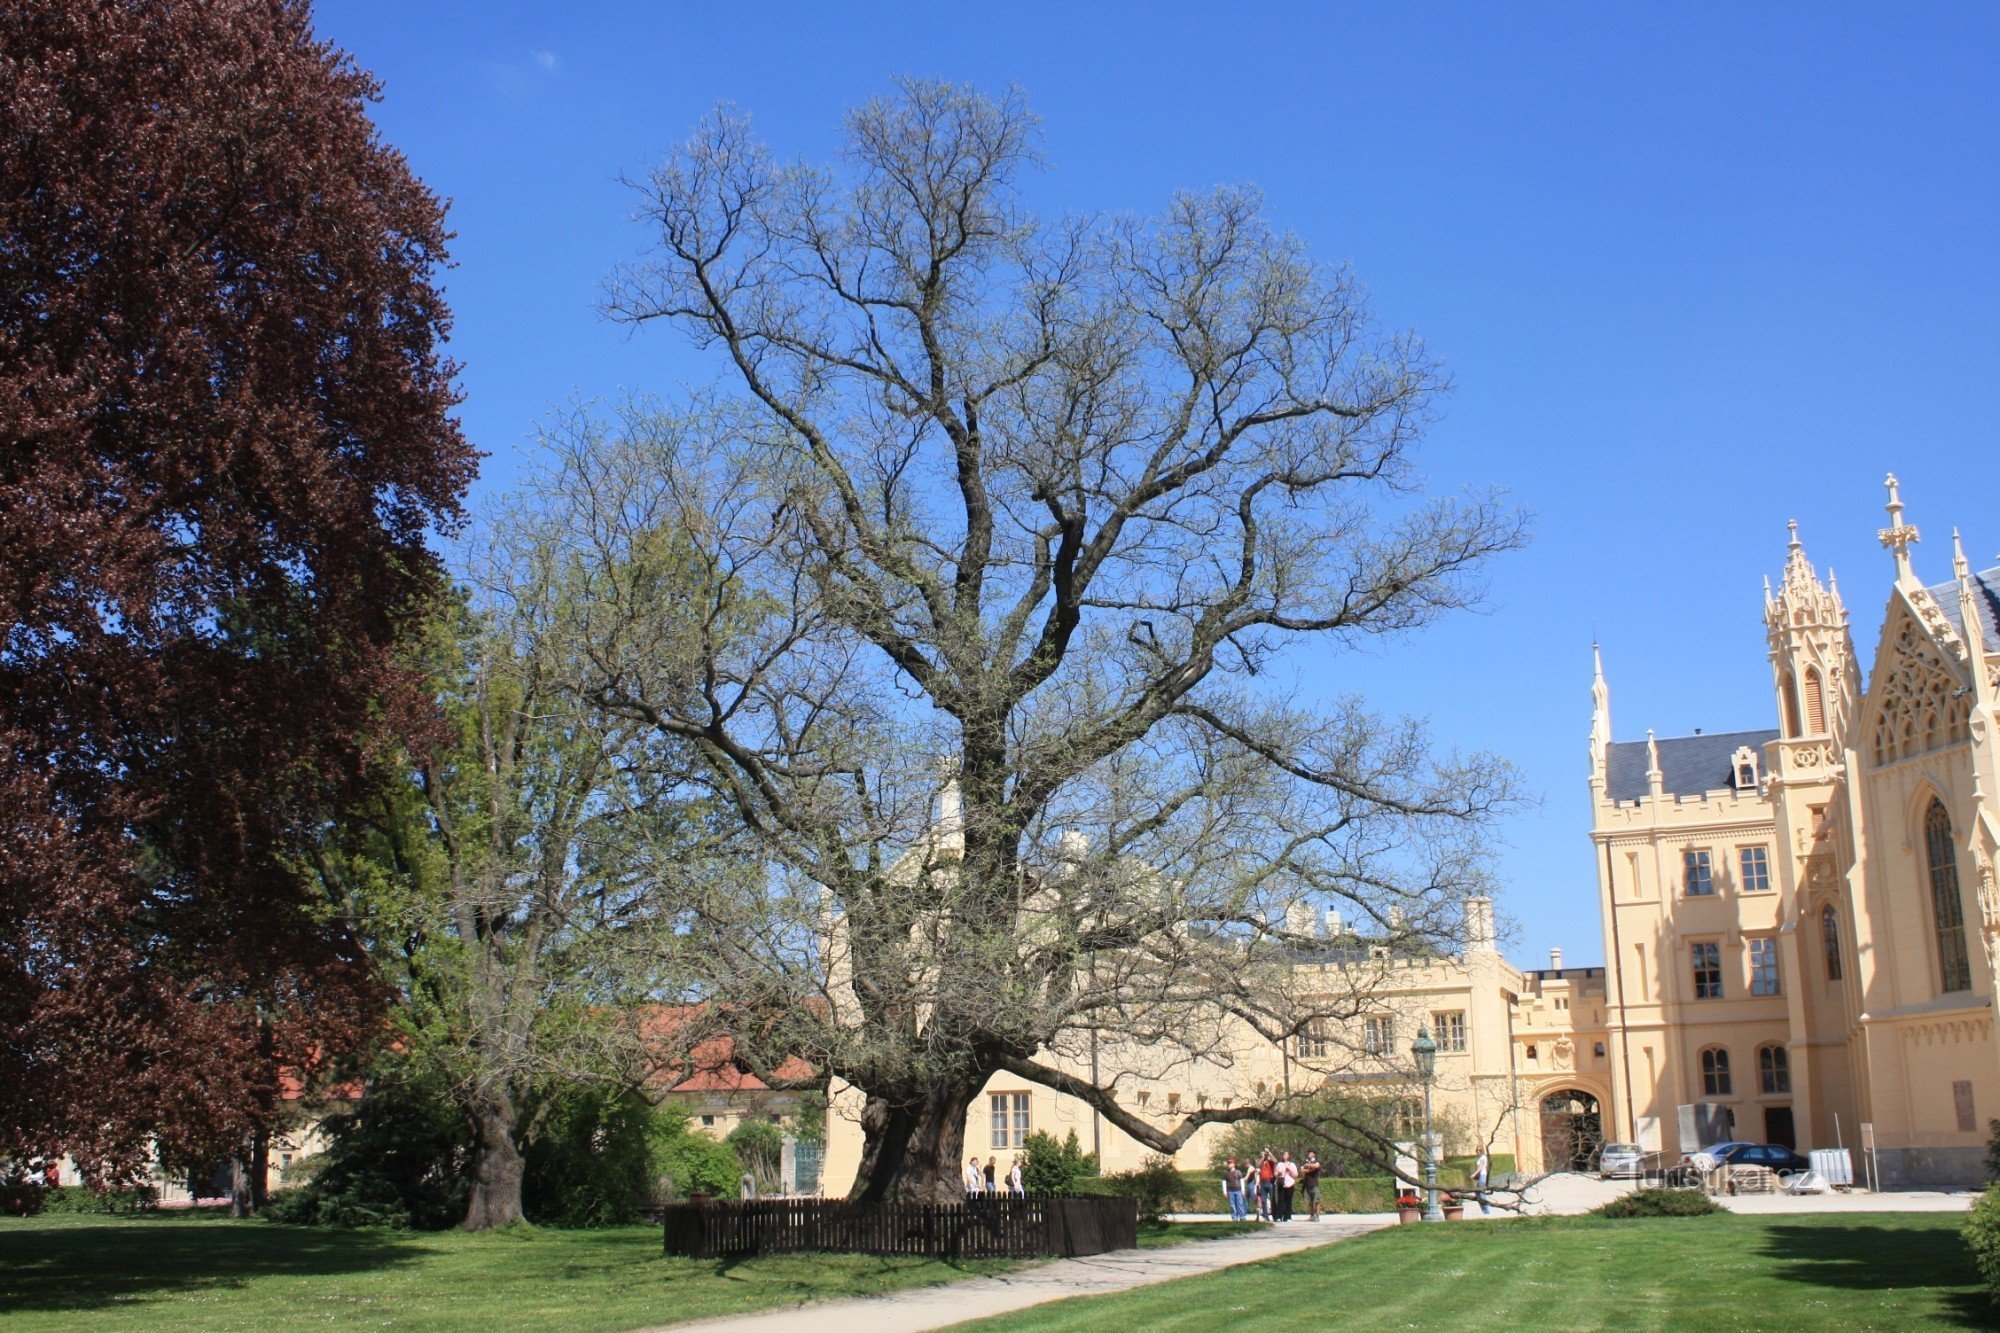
[1821,905,1843,982]
[1781,673,1802,738]
[1700,1047,1732,1097]
[1804,667,1826,735]
[1926,800,1972,993]
[1758,1044,1791,1094]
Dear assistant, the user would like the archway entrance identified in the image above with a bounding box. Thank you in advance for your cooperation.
[1540,1089,1603,1172]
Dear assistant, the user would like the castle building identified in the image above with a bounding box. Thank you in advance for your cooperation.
[822,478,1997,1195]
[1590,477,1999,1187]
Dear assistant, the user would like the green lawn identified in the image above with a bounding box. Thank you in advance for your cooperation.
[964,1212,1994,1332]
[0,1212,1254,1330]
[0,1212,1020,1331]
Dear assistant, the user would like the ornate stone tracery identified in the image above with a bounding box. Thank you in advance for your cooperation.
[1870,616,1970,765]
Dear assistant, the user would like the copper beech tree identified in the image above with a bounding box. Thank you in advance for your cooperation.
[529,81,1528,1204]
[0,0,472,1190]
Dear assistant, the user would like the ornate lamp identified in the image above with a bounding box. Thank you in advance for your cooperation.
[1411,1024,1443,1221]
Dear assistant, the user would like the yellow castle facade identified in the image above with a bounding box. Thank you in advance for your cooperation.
[824,478,1999,1194]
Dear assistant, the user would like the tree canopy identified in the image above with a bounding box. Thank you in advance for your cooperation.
[0,0,473,1181]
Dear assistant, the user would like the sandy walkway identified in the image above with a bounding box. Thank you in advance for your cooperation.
[657,1216,1394,1333]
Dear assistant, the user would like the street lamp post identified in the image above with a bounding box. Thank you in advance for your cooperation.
[1411,1024,1443,1222]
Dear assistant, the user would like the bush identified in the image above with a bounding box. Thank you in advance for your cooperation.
[266,1077,470,1229]
[654,1115,741,1199]
[1105,1154,1184,1223]
[1021,1129,1098,1195]
[1965,1183,2000,1299]
[1591,1187,1720,1218]
[727,1120,785,1192]
[0,1176,44,1216]
[520,1085,662,1227]
[1986,1118,2000,1184]
[40,1184,158,1214]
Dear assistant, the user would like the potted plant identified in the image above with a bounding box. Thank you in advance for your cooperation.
[1442,1191,1464,1221]
[1396,1191,1421,1224]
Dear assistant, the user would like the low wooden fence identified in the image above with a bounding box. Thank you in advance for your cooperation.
[662,1194,1138,1260]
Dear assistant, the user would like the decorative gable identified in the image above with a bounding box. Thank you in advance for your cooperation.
[1867,603,1970,766]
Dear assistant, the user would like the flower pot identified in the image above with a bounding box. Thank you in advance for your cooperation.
[1396,1197,1421,1224]
[1443,1204,1464,1221]
[688,1190,713,1206]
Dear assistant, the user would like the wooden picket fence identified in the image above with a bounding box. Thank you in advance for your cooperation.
[662,1194,1138,1259]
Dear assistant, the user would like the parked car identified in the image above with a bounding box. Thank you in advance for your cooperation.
[1683,1140,1754,1168]
[1598,1142,1646,1179]
[1712,1143,1810,1175]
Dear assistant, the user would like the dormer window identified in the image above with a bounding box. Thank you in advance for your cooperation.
[1732,746,1760,792]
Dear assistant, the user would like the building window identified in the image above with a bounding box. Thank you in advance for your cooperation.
[1926,800,1972,993]
[1700,1047,1732,1097]
[1749,937,1780,996]
[1739,846,1771,892]
[1733,746,1760,792]
[1822,905,1843,982]
[1525,1044,1538,1062]
[1593,1041,1606,1058]
[1803,668,1827,734]
[990,1092,1030,1149]
[1781,673,1802,737]
[1298,1019,1332,1059]
[1433,1011,1467,1053]
[1684,849,1714,896]
[1758,1044,1791,1094]
[700,1115,715,1127]
[1393,1099,1423,1138]
[1691,941,1723,999]
[1363,1015,1395,1056]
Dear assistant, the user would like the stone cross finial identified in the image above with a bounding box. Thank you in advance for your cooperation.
[1878,473,1920,584]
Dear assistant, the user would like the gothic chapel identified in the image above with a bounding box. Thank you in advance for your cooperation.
[1591,476,2000,1186]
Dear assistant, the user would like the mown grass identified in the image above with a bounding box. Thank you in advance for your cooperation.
[963,1211,1993,1331]
[0,1212,1016,1330]
[0,1211,1257,1329]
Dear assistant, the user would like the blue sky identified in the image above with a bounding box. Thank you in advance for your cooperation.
[316,1,2000,967]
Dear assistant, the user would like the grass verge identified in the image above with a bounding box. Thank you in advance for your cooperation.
[962,1212,1990,1331]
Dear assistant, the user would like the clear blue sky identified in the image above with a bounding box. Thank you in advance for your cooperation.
[316,1,2000,968]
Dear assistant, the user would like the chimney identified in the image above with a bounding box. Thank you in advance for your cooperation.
[1464,897,1496,954]
[1550,947,1564,971]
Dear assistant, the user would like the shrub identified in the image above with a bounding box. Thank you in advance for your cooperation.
[1591,1188,1720,1218]
[266,1077,470,1229]
[0,1176,44,1216]
[1022,1129,1098,1195]
[655,1118,741,1199]
[1109,1154,1185,1223]
[520,1086,662,1227]
[1986,1118,2000,1184]
[39,1185,158,1214]
[1965,1183,2000,1299]
[727,1120,785,1192]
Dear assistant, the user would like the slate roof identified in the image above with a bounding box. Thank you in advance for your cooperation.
[1604,727,1780,802]
[1926,565,2000,655]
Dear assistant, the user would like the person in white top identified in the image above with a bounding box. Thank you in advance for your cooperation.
[1009,1158,1025,1196]
[964,1156,986,1196]
[1273,1151,1299,1221]
[1474,1149,1491,1215]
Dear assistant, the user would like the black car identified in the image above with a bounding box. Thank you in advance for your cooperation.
[1713,1143,1810,1174]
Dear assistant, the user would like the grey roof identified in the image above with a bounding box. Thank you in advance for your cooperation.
[1604,728,1779,802]
[1926,565,2000,655]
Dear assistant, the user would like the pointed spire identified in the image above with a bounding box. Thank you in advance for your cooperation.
[1959,532,1993,707]
[1879,473,1921,586]
[1645,728,1663,798]
[1589,643,1612,786]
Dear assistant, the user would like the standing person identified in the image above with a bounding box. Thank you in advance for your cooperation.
[1221,1158,1247,1221]
[1474,1148,1491,1216]
[1256,1149,1276,1221]
[1299,1151,1323,1222]
[984,1157,998,1193]
[1009,1156,1025,1197]
[1274,1151,1298,1222]
[965,1157,985,1197]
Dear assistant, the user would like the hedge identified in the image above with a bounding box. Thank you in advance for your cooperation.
[1966,1183,2000,1301]
[1078,1171,1396,1215]
[1591,1188,1720,1218]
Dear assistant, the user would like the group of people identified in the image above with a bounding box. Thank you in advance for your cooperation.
[1220,1149,1322,1223]
[963,1155,1026,1197]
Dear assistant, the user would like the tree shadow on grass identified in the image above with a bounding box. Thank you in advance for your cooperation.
[0,1220,421,1317]
[1755,1222,1995,1329]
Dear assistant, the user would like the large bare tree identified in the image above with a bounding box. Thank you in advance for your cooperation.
[563,80,1524,1202]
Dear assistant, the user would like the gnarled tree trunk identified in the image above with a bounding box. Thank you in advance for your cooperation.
[463,1089,525,1230]
[849,1081,981,1204]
